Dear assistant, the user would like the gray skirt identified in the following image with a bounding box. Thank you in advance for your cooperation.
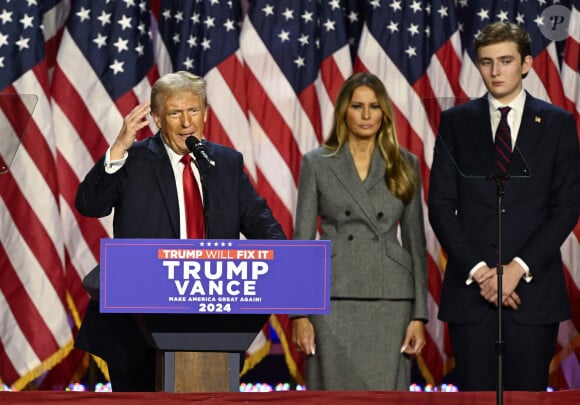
[306,298,412,391]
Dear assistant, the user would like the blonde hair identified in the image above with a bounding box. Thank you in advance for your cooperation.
[150,71,208,114]
[324,72,417,204]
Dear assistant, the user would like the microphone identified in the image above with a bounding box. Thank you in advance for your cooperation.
[185,136,215,168]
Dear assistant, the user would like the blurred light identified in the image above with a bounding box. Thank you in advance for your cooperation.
[94,382,113,392]
[43,381,554,393]
[274,382,291,391]
[409,383,422,392]
[239,382,273,392]
[65,383,86,392]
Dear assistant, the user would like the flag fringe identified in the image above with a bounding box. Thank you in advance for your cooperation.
[65,292,84,329]
[549,333,580,374]
[240,337,271,377]
[11,339,74,391]
[415,354,436,386]
[90,355,110,383]
[269,315,305,386]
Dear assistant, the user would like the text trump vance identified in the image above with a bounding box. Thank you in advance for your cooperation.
[163,260,268,296]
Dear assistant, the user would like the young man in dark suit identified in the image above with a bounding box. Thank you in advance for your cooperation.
[74,71,285,391]
[428,22,580,391]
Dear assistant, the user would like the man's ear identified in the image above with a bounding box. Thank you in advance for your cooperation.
[203,105,209,123]
[151,112,161,129]
[521,54,533,76]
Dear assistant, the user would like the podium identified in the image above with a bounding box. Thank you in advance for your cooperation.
[135,314,269,392]
[99,238,331,392]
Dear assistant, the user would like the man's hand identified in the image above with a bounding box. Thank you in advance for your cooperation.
[479,261,524,310]
[499,261,524,309]
[110,102,151,160]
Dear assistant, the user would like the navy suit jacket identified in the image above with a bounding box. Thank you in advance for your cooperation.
[428,93,580,326]
[74,133,285,371]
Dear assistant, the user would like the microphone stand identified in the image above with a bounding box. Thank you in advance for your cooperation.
[488,172,509,405]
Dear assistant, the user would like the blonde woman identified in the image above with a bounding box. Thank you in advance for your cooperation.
[292,72,428,390]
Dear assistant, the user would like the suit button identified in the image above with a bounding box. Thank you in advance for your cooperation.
[345,210,351,216]
[347,235,354,241]
[377,212,384,219]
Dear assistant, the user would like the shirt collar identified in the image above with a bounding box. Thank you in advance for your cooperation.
[487,89,526,115]
[163,141,192,167]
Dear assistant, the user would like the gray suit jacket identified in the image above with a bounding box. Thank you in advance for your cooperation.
[293,145,428,320]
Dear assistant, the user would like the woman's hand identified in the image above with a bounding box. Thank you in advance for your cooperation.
[400,320,425,356]
[292,317,316,355]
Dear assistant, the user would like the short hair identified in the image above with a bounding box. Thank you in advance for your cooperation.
[150,71,207,114]
[474,21,532,60]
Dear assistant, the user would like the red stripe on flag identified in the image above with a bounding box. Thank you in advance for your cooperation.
[216,54,249,115]
[427,255,443,304]
[2,86,59,200]
[255,170,293,239]
[563,263,580,334]
[244,68,302,184]
[435,40,467,99]
[297,84,323,144]
[320,55,347,106]
[0,243,60,360]
[532,50,568,110]
[56,153,109,261]
[0,175,65,303]
[0,340,21,387]
[51,68,111,160]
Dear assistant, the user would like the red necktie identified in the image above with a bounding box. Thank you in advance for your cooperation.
[180,154,205,238]
[495,106,512,173]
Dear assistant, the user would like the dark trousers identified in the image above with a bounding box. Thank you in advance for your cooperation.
[449,309,558,391]
[108,347,157,392]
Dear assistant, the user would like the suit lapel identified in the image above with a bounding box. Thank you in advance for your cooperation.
[466,97,498,176]
[329,146,383,232]
[510,93,542,178]
[148,133,180,236]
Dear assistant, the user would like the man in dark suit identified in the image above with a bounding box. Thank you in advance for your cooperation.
[74,71,285,391]
[428,22,580,391]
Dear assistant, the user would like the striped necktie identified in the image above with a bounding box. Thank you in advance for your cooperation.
[495,106,512,173]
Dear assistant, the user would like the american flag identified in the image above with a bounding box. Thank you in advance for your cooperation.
[0,0,75,390]
[1,0,579,391]
[49,0,159,384]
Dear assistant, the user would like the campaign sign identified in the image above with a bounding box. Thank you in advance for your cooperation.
[100,238,331,315]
